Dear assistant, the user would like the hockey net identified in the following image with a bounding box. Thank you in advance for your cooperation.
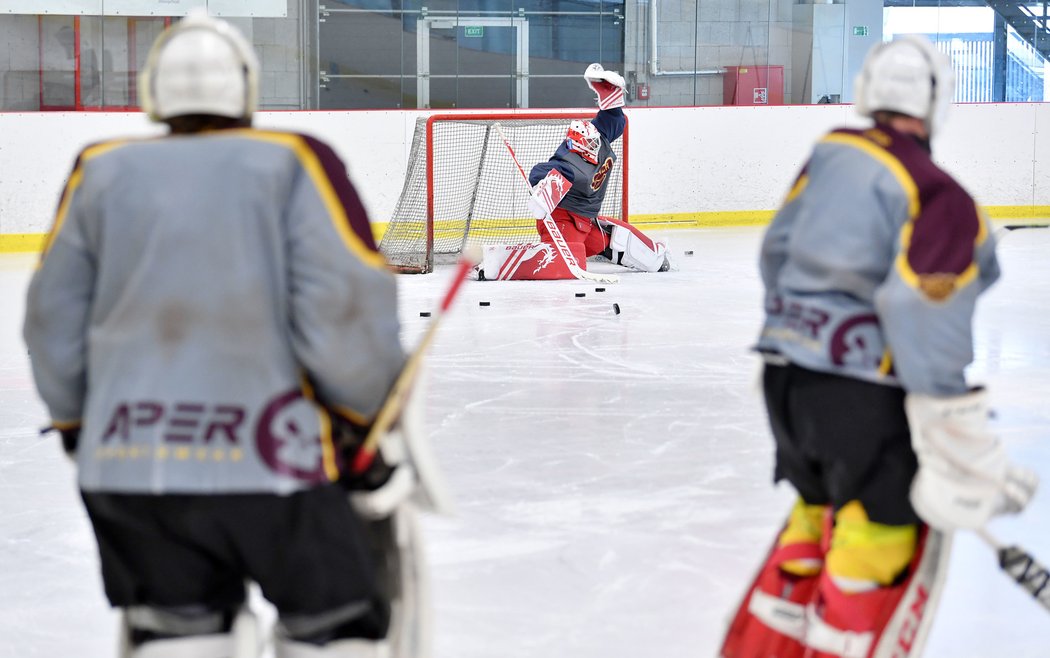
[379,112,628,273]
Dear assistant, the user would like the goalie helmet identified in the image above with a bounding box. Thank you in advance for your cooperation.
[566,120,601,164]
[139,10,259,122]
[854,35,955,137]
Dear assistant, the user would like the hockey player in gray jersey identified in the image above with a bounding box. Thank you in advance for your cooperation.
[23,12,424,658]
[721,36,1038,658]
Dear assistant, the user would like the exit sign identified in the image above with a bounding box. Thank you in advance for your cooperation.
[852,26,869,36]
[465,26,484,37]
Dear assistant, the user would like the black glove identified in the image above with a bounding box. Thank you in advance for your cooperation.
[41,424,80,457]
[328,411,395,492]
[60,428,80,456]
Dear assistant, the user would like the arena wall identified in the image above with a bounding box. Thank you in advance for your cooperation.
[2,103,1047,251]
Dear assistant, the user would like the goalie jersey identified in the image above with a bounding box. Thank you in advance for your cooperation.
[756,125,999,397]
[529,107,626,219]
[24,129,404,495]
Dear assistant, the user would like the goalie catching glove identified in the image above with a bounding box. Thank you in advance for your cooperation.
[905,388,1038,531]
[584,63,626,110]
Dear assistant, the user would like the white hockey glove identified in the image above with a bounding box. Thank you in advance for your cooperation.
[905,388,1038,531]
[584,63,626,110]
[350,426,417,520]
[528,169,571,220]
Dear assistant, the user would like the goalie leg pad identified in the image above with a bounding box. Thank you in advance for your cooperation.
[605,222,668,272]
[804,526,951,658]
[276,638,390,657]
[719,517,824,658]
[477,242,587,281]
[361,506,431,658]
[126,635,234,658]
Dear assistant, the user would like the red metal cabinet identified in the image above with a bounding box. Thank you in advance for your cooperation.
[723,66,784,106]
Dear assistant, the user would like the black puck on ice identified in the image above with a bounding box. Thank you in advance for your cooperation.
[595,287,606,292]
[479,301,491,307]
[575,292,586,298]
[613,303,621,315]
[419,311,431,317]
[685,250,694,256]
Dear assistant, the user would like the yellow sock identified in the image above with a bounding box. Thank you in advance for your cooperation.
[826,500,917,591]
[778,498,827,577]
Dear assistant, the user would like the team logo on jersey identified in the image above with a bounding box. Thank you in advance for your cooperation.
[917,273,956,302]
[829,313,885,369]
[591,157,614,191]
[256,390,331,482]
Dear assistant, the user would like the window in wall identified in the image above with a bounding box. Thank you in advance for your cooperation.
[28,14,169,111]
[884,5,1046,102]
[318,0,625,109]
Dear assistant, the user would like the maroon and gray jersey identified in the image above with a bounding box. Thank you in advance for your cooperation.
[24,129,404,494]
[757,125,999,396]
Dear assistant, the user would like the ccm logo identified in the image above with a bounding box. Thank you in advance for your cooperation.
[891,584,930,657]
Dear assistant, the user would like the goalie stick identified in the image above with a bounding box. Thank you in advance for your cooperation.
[350,248,479,475]
[492,123,620,285]
[976,528,1050,613]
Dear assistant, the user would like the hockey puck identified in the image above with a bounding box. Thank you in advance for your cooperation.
[575,292,586,298]
[613,303,621,315]
[685,250,694,256]
[595,287,606,292]
[479,301,491,307]
[419,311,431,317]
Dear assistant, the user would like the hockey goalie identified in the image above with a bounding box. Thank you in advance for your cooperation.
[720,35,1039,658]
[475,63,671,281]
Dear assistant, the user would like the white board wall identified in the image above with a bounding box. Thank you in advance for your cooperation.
[2,103,1048,237]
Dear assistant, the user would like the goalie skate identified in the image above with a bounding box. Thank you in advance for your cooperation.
[720,524,951,658]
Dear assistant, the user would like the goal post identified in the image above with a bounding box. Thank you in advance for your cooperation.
[379,112,629,274]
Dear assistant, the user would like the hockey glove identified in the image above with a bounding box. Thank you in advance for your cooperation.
[528,169,571,220]
[584,63,626,110]
[905,388,1038,531]
[330,410,416,520]
[41,423,79,459]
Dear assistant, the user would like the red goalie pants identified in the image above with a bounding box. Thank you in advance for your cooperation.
[536,208,608,257]
[536,209,658,258]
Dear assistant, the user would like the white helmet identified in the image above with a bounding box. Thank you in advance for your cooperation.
[566,119,601,164]
[139,10,259,122]
[854,35,955,137]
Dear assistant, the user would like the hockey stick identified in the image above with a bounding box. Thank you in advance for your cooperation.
[350,248,479,475]
[491,123,619,284]
[976,528,1050,613]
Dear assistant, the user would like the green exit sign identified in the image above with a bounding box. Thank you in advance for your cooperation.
[464,26,484,37]
[852,26,869,36]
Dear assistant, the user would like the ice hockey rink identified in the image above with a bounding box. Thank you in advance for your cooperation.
[2,225,1048,657]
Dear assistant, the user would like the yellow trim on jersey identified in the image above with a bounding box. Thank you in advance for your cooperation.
[318,410,340,482]
[821,133,920,219]
[784,174,809,204]
[300,373,354,482]
[877,350,894,376]
[235,130,387,271]
[39,140,131,264]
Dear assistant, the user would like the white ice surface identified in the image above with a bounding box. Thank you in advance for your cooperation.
[1,227,1048,657]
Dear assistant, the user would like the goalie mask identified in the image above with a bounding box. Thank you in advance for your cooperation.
[139,10,259,122]
[854,35,955,138]
[566,120,601,164]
